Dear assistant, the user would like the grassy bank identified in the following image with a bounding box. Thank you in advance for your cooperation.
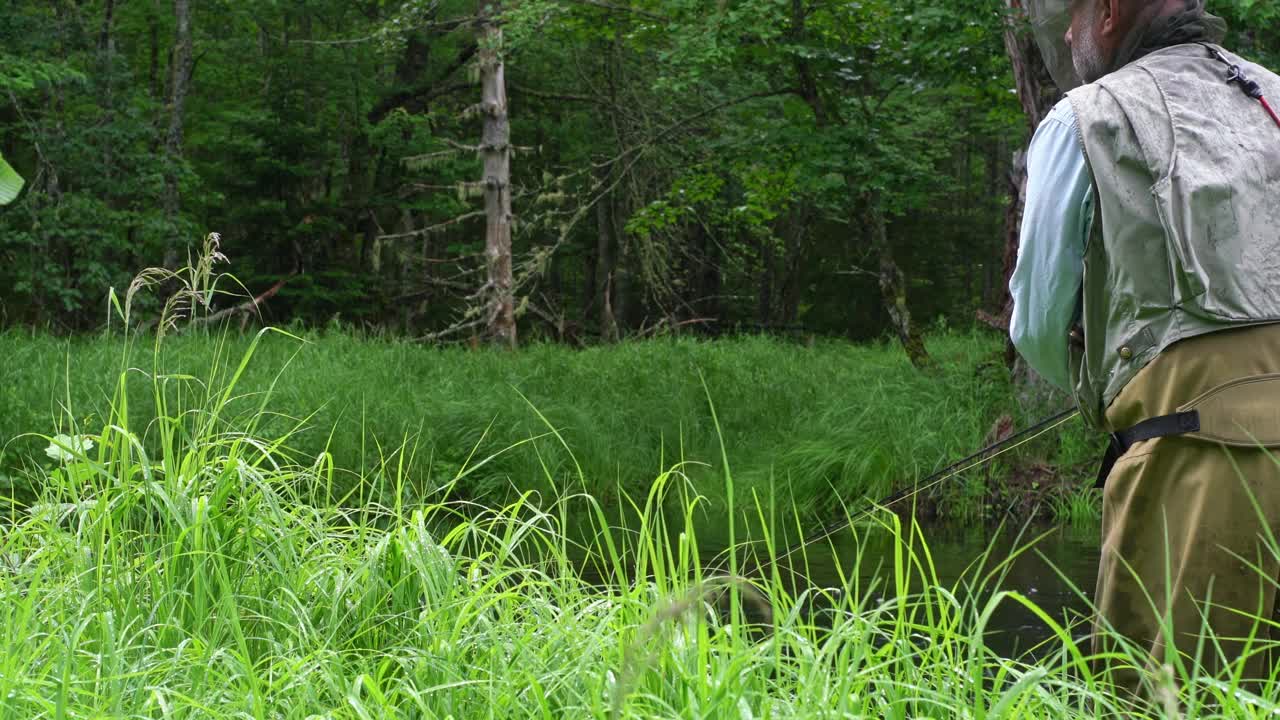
[0,329,1097,523]
[0,336,1272,718]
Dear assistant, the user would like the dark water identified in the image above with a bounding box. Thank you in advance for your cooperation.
[575,515,1101,659]
[774,522,1102,658]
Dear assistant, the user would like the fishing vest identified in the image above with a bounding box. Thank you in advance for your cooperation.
[1065,43,1280,429]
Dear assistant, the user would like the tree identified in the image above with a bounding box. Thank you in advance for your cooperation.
[477,0,517,348]
[993,0,1068,413]
[608,0,1017,364]
[988,0,1059,339]
[162,0,193,268]
[8,0,1245,346]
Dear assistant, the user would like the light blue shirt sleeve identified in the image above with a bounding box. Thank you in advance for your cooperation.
[1009,99,1093,392]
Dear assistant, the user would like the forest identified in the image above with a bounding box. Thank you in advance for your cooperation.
[1,0,1020,352]
[5,2,1280,717]
[0,0,1264,355]
[5,1,1278,355]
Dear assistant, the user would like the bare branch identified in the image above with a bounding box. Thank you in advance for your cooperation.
[368,42,479,124]
[837,266,879,279]
[378,211,486,240]
[509,84,602,105]
[442,138,481,152]
[414,318,487,343]
[594,87,797,170]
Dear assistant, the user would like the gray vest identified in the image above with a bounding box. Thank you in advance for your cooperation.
[1066,43,1280,428]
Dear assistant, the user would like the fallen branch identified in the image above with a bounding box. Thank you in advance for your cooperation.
[189,276,290,327]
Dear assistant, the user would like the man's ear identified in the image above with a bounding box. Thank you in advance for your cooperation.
[1098,0,1123,38]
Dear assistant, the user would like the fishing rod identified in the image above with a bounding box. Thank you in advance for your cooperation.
[756,407,1082,570]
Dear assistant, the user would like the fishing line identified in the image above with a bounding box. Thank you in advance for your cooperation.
[753,407,1082,571]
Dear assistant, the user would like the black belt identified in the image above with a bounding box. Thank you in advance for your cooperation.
[1095,410,1202,487]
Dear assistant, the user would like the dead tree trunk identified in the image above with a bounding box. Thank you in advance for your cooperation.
[478,0,517,349]
[162,0,193,268]
[866,193,932,370]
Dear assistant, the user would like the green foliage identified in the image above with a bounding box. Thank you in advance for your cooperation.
[0,0,1273,341]
[0,52,85,91]
[0,0,1029,337]
[1216,0,1280,66]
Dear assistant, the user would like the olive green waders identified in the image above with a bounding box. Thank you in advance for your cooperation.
[1095,323,1280,690]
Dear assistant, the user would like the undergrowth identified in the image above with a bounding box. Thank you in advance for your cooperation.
[0,326,1097,524]
[1,318,1276,717]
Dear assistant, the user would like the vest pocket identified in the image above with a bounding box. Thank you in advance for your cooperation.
[1152,164,1280,322]
[1177,373,1280,448]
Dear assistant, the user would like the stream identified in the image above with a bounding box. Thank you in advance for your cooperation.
[575,515,1102,659]
[778,521,1102,658]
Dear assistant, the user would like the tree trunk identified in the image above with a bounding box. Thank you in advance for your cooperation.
[1003,0,1059,134]
[611,202,633,334]
[99,0,117,183]
[595,187,619,342]
[692,222,722,328]
[866,194,932,370]
[148,1,161,100]
[998,0,1065,406]
[162,0,194,268]
[99,0,116,53]
[478,0,517,349]
[789,0,830,126]
[582,227,598,330]
[992,0,1061,336]
[757,234,775,327]
[778,207,811,327]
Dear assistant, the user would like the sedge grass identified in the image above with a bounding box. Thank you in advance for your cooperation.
[5,327,1280,718]
[0,327,1098,524]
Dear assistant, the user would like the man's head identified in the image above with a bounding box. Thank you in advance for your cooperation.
[1064,0,1201,83]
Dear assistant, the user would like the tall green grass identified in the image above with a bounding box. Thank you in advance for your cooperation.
[2,329,1277,718]
[0,327,1096,523]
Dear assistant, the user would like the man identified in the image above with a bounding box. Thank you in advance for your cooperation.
[1011,0,1280,692]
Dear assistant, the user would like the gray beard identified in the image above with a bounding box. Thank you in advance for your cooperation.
[1071,25,1110,84]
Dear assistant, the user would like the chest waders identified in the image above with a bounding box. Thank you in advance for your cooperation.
[1063,42,1280,691]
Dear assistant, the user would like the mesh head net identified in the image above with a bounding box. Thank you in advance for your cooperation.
[1026,0,1220,92]
[1027,0,1081,91]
